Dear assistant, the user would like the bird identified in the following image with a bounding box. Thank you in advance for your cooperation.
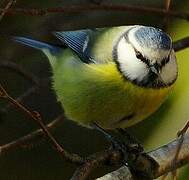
[14,25,178,130]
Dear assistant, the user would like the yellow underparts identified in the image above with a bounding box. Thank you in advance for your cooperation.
[52,52,174,129]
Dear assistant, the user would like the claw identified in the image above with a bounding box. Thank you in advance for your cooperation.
[117,128,144,153]
[92,123,144,166]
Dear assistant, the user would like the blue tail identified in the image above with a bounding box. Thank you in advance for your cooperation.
[13,37,61,55]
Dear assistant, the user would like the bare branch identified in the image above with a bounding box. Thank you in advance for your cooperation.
[173,37,189,52]
[71,150,119,180]
[0,61,40,85]
[0,0,16,21]
[0,61,51,114]
[97,134,189,180]
[165,0,171,11]
[97,166,133,180]
[0,86,37,114]
[163,0,172,30]
[0,78,50,114]
[0,4,189,21]
[0,114,63,154]
[0,84,84,164]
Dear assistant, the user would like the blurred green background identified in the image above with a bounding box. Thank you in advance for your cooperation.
[0,0,189,179]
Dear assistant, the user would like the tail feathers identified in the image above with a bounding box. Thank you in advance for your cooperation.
[13,36,61,55]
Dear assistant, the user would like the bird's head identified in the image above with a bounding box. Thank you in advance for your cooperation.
[113,26,178,88]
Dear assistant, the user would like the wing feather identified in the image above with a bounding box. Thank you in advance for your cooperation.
[53,30,95,63]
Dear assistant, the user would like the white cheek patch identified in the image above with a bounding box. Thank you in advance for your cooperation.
[160,51,178,84]
[117,38,149,82]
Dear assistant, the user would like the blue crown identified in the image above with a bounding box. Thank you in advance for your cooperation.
[134,27,172,50]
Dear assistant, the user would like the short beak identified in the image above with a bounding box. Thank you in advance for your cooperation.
[149,64,160,75]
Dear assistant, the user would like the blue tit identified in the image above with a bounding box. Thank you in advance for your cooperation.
[14,25,178,129]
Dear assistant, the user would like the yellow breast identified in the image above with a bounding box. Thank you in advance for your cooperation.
[53,53,175,129]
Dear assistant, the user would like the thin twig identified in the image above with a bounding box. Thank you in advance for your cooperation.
[0,60,51,113]
[0,4,189,20]
[0,61,40,85]
[165,0,171,11]
[173,37,189,52]
[0,0,16,21]
[71,149,120,180]
[0,84,84,164]
[163,0,172,30]
[0,86,37,114]
[177,121,189,137]
[0,114,63,154]
[172,119,189,179]
[0,78,50,114]
[171,135,184,180]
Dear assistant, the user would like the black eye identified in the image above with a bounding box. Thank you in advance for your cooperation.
[161,56,170,66]
[135,50,150,66]
[136,51,143,59]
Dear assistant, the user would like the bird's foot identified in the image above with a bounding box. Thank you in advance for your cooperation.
[116,128,144,152]
[92,123,144,166]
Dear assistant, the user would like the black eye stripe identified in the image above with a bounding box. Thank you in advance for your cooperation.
[135,49,171,68]
[134,49,150,66]
[161,56,170,66]
[135,51,143,59]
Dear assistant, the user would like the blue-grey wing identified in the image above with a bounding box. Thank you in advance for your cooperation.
[13,37,61,55]
[53,29,96,63]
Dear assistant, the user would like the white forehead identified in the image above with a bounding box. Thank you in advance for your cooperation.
[127,26,172,62]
